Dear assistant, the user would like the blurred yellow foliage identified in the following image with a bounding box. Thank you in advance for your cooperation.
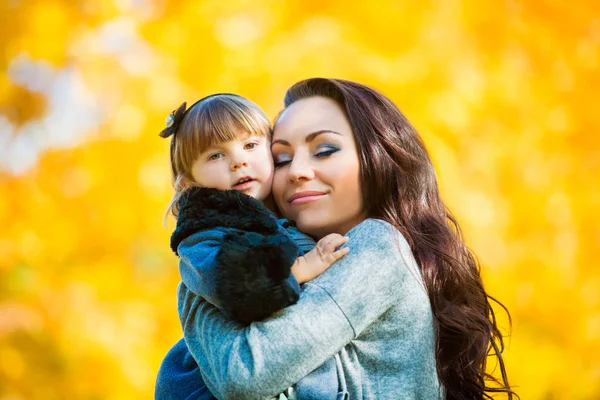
[1,0,599,398]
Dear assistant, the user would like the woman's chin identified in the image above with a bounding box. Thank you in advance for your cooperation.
[294,210,366,239]
[295,218,333,240]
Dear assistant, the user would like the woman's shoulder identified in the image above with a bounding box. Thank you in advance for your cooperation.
[346,218,410,249]
[348,217,393,231]
[345,218,422,281]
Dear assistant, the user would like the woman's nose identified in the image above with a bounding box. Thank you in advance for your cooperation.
[287,156,314,182]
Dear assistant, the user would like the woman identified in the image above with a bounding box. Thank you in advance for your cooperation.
[163,78,515,399]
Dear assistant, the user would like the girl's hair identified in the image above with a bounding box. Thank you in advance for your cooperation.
[162,94,271,218]
[280,78,517,400]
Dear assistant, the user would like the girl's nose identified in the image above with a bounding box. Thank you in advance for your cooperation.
[230,152,249,171]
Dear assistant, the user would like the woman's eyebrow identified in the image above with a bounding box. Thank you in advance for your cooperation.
[272,130,341,146]
[271,139,290,146]
[305,130,341,142]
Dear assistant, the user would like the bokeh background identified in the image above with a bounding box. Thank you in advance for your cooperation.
[1,0,599,398]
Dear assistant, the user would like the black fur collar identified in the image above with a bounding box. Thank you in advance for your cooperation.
[170,187,279,254]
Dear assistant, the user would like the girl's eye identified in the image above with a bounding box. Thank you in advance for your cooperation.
[208,153,224,161]
[315,146,340,158]
[245,142,259,150]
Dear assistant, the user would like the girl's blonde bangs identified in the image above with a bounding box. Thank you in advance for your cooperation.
[172,95,271,183]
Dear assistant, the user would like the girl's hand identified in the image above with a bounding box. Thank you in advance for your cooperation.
[291,233,349,284]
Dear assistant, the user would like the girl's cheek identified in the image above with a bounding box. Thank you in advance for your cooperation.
[264,146,274,160]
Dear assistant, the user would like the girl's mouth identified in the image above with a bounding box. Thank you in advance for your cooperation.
[233,177,256,190]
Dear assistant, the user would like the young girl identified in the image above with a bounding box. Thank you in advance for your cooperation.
[155,94,348,400]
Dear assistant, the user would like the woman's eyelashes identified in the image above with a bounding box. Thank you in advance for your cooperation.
[273,145,340,169]
[315,144,340,158]
[273,153,291,169]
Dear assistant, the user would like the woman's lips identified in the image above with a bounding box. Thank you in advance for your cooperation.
[288,190,327,205]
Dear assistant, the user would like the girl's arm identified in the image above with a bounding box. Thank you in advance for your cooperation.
[173,187,308,324]
[177,228,302,324]
[178,218,424,399]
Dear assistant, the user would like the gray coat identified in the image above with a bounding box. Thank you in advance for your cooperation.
[178,218,444,400]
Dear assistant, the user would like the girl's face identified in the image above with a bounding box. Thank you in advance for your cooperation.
[190,130,273,201]
[271,96,366,239]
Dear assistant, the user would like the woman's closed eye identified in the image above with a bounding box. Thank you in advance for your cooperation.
[273,153,292,169]
[315,145,340,158]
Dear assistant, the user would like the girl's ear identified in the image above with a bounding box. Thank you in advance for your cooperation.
[177,175,193,191]
[182,177,192,189]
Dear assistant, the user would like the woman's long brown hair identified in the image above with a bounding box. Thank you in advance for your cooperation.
[283,78,517,399]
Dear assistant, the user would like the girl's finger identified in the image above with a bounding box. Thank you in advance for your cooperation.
[327,246,350,262]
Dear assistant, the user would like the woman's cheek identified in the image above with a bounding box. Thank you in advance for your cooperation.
[271,170,287,210]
